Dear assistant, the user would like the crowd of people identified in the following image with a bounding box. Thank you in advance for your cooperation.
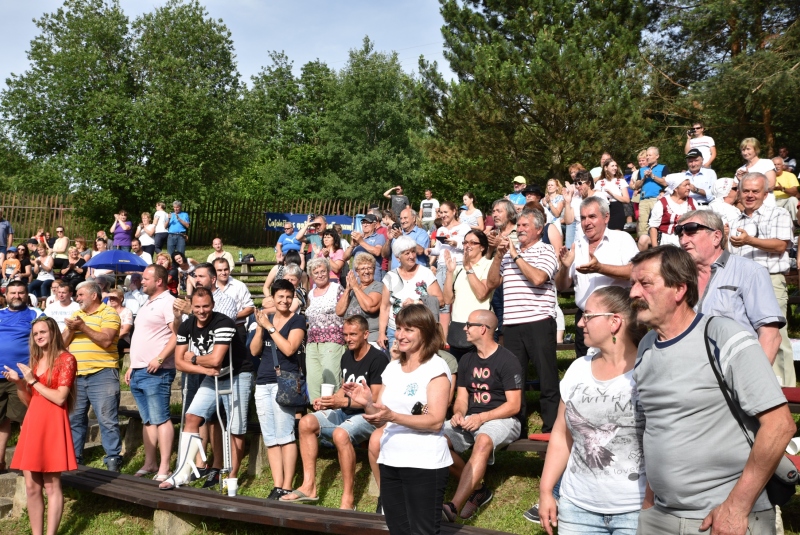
[0,134,799,535]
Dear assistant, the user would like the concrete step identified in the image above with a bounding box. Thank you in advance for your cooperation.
[0,473,17,498]
[0,497,12,519]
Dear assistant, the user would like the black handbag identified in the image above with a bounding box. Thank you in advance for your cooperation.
[268,317,309,408]
[703,318,799,506]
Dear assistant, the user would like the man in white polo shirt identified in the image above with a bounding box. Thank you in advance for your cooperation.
[487,208,558,437]
[44,283,80,332]
[556,196,638,358]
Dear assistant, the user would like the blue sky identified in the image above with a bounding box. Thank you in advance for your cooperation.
[0,0,454,86]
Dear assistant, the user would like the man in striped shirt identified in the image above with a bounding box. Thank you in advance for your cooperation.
[63,281,123,471]
[487,208,559,436]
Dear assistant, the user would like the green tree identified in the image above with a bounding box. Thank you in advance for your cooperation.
[419,0,653,185]
[1,0,135,217]
[131,0,247,213]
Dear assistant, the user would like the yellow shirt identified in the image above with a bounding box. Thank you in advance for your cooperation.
[774,171,799,200]
[69,303,121,375]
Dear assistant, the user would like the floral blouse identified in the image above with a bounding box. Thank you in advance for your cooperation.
[306,283,345,344]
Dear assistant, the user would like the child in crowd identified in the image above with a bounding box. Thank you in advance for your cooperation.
[2,247,21,286]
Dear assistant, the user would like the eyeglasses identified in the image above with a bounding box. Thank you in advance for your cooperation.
[463,240,481,246]
[674,222,714,237]
[464,322,489,329]
[582,313,615,321]
[356,267,375,273]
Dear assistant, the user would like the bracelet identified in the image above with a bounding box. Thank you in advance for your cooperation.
[513,256,521,263]
[346,397,352,409]
[29,379,38,387]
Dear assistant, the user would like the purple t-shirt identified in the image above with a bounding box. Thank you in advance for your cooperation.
[113,222,133,247]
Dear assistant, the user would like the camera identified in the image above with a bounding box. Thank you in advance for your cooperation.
[687,128,696,136]
[309,213,315,220]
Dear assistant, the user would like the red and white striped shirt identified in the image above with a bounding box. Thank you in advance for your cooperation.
[500,241,558,325]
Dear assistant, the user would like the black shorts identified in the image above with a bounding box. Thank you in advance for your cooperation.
[0,379,27,423]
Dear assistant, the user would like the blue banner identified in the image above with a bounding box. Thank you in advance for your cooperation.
[264,212,359,235]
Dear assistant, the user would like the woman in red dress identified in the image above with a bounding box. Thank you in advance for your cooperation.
[2,316,77,535]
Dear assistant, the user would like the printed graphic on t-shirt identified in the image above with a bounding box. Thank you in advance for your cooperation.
[563,382,644,480]
[404,383,419,396]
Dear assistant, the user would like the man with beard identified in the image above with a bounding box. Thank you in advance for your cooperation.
[64,281,123,471]
[0,282,42,471]
[630,245,794,534]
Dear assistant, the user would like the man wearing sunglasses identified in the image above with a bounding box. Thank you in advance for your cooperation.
[441,310,522,521]
[677,210,783,366]
[729,172,795,387]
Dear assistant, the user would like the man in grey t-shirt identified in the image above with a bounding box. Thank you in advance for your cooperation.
[630,245,794,534]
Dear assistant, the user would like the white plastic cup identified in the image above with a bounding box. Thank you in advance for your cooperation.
[226,477,238,497]
[787,438,800,455]
[320,383,335,397]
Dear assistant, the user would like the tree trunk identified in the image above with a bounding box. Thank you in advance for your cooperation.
[763,106,775,158]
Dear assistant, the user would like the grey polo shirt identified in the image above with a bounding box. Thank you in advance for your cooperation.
[695,250,785,338]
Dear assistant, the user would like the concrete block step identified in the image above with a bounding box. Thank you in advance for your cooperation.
[0,473,17,498]
[0,497,12,519]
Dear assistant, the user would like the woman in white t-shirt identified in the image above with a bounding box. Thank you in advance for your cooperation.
[737,137,777,206]
[594,160,631,231]
[153,202,169,253]
[442,230,493,360]
[135,212,156,255]
[344,304,452,535]
[537,286,648,535]
[378,236,442,351]
[459,192,484,231]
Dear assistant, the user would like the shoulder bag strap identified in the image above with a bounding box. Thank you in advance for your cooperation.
[269,314,281,377]
[704,318,754,448]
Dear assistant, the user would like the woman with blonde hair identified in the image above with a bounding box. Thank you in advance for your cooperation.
[136,212,156,255]
[542,179,565,224]
[736,138,777,203]
[3,315,77,535]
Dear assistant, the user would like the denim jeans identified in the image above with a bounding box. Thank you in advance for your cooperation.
[28,279,53,299]
[70,368,122,466]
[167,233,186,257]
[558,496,639,535]
[154,233,167,253]
[112,245,131,252]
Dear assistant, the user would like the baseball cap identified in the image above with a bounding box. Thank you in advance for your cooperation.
[513,176,527,185]
[362,214,378,224]
[686,148,703,160]
[6,246,16,252]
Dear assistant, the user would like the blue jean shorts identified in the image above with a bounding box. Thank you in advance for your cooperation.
[254,383,296,447]
[129,367,176,425]
[557,496,639,535]
[186,372,253,435]
[313,409,376,444]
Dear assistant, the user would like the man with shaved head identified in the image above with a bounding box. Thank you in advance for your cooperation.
[441,309,524,521]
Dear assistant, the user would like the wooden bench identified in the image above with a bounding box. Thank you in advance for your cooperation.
[62,466,510,534]
[505,433,550,453]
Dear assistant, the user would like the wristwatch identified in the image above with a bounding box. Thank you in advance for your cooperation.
[268,327,276,334]
[466,269,475,275]
[191,356,197,365]
[157,358,164,365]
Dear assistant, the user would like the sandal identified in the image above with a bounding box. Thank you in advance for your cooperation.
[153,473,172,482]
[134,468,155,477]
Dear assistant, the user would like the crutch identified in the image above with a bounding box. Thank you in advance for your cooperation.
[214,346,236,495]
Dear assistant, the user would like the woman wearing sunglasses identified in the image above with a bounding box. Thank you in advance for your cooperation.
[3,316,77,535]
[538,286,648,535]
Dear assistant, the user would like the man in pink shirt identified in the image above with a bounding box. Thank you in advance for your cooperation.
[125,264,177,481]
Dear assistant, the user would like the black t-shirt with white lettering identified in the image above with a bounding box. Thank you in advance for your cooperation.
[457,346,523,415]
[341,346,388,415]
[176,312,252,375]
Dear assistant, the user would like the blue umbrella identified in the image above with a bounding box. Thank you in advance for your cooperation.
[84,250,150,272]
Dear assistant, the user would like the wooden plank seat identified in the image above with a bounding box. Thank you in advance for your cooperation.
[61,466,509,534]
[117,408,263,435]
[504,433,551,453]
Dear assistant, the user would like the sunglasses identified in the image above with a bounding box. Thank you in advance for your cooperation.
[463,240,481,246]
[674,222,714,237]
[731,187,738,191]
[464,322,489,329]
[574,181,587,186]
